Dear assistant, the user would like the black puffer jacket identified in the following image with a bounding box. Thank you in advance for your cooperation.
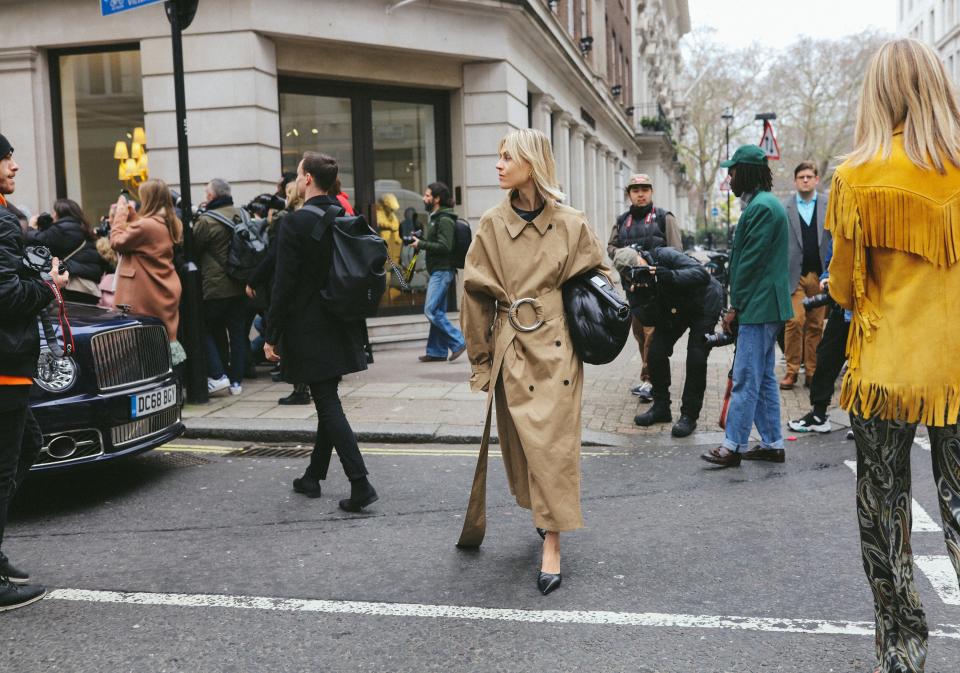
[0,203,54,377]
[24,216,105,282]
[626,246,723,328]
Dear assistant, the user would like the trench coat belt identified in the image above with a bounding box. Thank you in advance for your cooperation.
[456,288,566,549]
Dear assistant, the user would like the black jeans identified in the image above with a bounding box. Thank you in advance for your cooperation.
[809,303,850,413]
[306,378,368,481]
[203,296,247,384]
[648,315,713,420]
[0,386,43,552]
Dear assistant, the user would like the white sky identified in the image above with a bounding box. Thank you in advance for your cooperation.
[686,0,898,50]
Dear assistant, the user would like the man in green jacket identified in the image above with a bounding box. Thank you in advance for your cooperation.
[410,181,466,363]
[702,145,793,468]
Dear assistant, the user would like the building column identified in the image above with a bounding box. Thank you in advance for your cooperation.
[552,111,571,201]
[597,145,609,233]
[569,124,586,211]
[0,47,55,214]
[462,60,527,222]
[140,31,281,207]
[584,136,598,229]
[607,152,618,229]
[531,93,555,137]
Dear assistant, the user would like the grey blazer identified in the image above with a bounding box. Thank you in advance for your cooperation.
[781,192,831,291]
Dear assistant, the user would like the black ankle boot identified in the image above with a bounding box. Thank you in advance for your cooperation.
[292,472,322,498]
[671,414,697,438]
[634,404,672,427]
[338,477,379,512]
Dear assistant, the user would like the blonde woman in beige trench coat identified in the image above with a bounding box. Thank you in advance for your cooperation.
[457,128,609,595]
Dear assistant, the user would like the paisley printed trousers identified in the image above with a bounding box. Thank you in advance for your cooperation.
[851,414,960,673]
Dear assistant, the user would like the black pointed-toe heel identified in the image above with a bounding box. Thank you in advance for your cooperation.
[537,571,562,595]
[536,527,546,540]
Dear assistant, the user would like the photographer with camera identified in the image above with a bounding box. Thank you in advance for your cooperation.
[701,145,793,468]
[607,174,683,402]
[0,133,69,611]
[614,242,723,437]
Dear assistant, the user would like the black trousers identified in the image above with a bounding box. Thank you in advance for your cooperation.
[203,296,248,384]
[306,378,368,481]
[647,315,714,420]
[809,303,850,412]
[0,386,43,552]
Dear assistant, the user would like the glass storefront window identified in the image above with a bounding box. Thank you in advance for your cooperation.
[278,93,354,203]
[57,49,143,220]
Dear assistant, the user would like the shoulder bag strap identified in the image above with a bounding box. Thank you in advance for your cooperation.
[62,240,87,262]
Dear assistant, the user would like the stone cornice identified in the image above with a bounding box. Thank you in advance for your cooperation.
[0,48,38,74]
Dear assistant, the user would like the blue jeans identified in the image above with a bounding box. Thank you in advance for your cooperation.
[204,296,247,385]
[424,269,465,358]
[722,322,784,452]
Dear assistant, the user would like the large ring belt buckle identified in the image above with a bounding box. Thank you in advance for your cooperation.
[507,298,544,332]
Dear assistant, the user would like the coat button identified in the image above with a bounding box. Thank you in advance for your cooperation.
[555,340,561,347]
[529,385,534,391]
[671,308,677,314]
[548,223,553,229]
[563,380,569,385]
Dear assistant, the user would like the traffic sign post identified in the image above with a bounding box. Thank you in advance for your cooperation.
[759,119,781,160]
[100,0,164,16]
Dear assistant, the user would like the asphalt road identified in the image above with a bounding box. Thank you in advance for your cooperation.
[4,433,960,673]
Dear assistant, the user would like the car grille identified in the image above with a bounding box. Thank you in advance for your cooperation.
[111,406,181,447]
[35,429,104,466]
[91,325,171,391]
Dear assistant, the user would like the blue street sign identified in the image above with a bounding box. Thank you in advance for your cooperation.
[100,0,164,16]
[711,207,719,217]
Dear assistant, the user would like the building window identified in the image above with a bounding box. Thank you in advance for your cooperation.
[52,46,144,219]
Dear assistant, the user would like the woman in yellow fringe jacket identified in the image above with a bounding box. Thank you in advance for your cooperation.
[826,39,960,673]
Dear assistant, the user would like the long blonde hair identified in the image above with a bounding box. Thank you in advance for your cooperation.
[138,179,183,244]
[498,128,565,202]
[285,179,303,211]
[848,38,960,173]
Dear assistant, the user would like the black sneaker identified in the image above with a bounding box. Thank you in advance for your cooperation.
[630,382,653,402]
[292,474,322,498]
[671,415,697,438]
[0,553,28,584]
[278,390,311,405]
[788,411,831,434]
[634,405,672,427]
[0,579,46,612]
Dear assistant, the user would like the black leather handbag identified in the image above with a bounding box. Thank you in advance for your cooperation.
[562,270,631,365]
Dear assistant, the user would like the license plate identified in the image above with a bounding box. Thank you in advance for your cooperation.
[130,384,177,418]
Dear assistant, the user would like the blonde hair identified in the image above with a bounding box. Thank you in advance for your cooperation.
[138,179,183,244]
[849,38,960,173]
[285,179,303,211]
[497,128,565,202]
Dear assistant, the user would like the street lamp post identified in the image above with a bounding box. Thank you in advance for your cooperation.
[721,109,733,249]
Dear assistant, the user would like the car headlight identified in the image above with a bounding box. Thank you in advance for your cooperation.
[34,348,78,393]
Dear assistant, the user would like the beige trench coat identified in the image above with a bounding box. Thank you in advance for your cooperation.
[457,197,607,547]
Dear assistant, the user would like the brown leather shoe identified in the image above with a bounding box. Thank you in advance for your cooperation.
[418,355,446,362]
[779,372,797,390]
[742,445,786,462]
[700,446,742,468]
[448,346,466,362]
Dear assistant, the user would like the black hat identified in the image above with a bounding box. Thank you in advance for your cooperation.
[0,134,12,160]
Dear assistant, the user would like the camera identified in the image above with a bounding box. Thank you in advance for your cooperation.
[803,283,831,311]
[95,216,111,238]
[36,212,54,229]
[704,318,738,349]
[402,229,423,245]
[623,264,655,287]
[245,193,286,218]
[22,245,53,277]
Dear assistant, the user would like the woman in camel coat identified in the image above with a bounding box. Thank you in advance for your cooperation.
[457,128,607,595]
[109,179,183,344]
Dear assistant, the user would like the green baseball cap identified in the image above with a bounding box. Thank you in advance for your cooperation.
[720,144,767,168]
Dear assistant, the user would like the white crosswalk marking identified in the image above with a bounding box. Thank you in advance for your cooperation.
[915,556,960,606]
[843,461,942,532]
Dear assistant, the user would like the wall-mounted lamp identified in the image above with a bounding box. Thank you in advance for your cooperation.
[624,106,635,117]
[579,36,594,54]
[611,84,623,97]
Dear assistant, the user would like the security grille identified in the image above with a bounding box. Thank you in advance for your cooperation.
[111,406,181,447]
[91,325,171,391]
[35,429,104,466]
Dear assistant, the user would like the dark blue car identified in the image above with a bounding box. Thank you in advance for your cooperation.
[29,302,184,471]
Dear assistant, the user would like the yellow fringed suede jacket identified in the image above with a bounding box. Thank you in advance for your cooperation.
[826,131,960,427]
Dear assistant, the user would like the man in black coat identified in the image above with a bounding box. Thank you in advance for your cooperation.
[0,133,69,611]
[614,244,723,437]
[264,151,378,512]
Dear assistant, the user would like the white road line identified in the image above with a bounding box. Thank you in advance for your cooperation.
[916,556,960,606]
[915,436,932,451]
[45,588,960,639]
[843,461,941,533]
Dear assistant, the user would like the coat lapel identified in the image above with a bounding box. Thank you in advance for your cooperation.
[786,197,803,248]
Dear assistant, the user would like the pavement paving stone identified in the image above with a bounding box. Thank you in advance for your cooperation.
[186,328,839,447]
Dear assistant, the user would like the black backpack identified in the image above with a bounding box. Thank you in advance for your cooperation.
[452,217,472,269]
[203,208,268,283]
[301,205,388,321]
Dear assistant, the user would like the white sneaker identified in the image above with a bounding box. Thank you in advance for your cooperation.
[229,383,243,396]
[207,375,230,395]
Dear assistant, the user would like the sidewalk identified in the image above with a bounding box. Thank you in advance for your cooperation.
[184,334,842,449]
